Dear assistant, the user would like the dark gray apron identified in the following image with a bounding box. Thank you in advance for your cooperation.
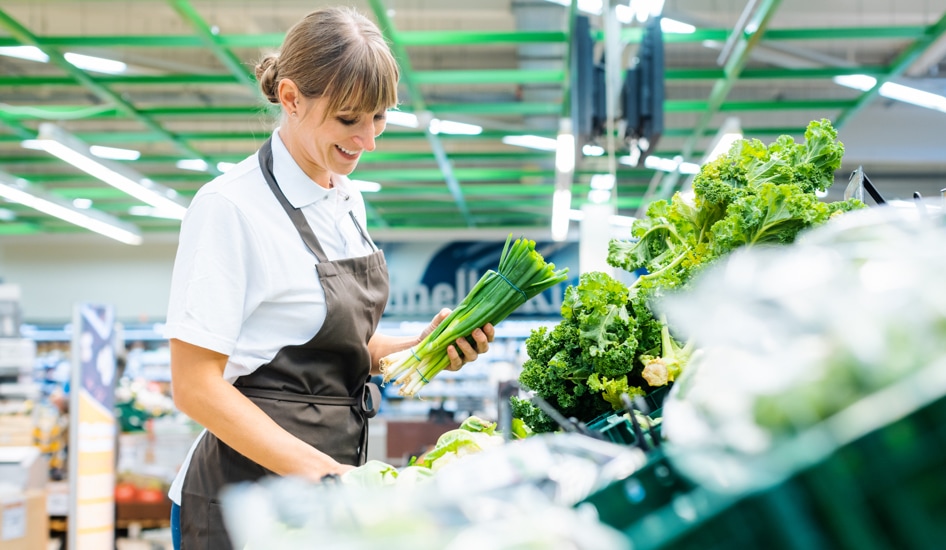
[179,138,389,549]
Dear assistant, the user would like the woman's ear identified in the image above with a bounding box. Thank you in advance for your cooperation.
[277,78,300,116]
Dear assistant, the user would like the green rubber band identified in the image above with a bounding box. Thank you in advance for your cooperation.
[497,271,527,301]
[419,371,430,384]
[409,347,422,362]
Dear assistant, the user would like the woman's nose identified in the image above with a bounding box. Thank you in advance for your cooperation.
[353,121,377,152]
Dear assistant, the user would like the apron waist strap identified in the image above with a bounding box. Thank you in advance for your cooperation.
[238,386,358,406]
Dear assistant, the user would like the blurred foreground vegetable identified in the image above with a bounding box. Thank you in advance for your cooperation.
[340,416,506,487]
[381,235,568,397]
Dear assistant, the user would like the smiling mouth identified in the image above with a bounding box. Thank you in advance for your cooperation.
[335,144,360,158]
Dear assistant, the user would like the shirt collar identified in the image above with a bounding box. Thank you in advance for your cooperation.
[270,128,333,208]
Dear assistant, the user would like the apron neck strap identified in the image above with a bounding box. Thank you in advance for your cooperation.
[258,138,330,263]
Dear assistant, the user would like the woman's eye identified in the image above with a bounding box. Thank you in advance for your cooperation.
[338,117,357,126]
[374,113,386,121]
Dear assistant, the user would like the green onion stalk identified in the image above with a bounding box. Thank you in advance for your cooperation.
[380,235,569,397]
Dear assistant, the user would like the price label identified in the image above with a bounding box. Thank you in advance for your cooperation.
[1,498,26,540]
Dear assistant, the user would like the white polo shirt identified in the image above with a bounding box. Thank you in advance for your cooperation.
[163,129,377,503]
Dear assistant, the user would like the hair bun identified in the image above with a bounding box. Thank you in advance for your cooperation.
[255,55,280,104]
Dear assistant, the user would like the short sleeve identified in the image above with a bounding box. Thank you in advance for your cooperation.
[164,192,266,355]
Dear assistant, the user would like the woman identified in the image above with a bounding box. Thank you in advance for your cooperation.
[164,7,494,549]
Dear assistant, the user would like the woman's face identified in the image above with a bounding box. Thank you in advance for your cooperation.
[285,94,387,186]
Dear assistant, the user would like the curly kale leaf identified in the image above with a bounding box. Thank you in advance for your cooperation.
[514,271,641,433]
[790,118,846,194]
[710,182,832,253]
[509,397,558,434]
[587,373,646,411]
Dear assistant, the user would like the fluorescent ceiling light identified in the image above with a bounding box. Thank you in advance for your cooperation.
[128,206,186,220]
[551,188,572,242]
[89,145,140,161]
[385,110,419,128]
[625,0,665,22]
[0,45,126,74]
[588,189,612,203]
[582,144,605,156]
[642,155,701,174]
[24,123,188,219]
[590,174,615,190]
[833,74,877,91]
[502,135,558,151]
[834,74,946,113]
[0,170,142,245]
[176,159,210,172]
[660,19,696,34]
[0,46,48,63]
[428,118,482,135]
[569,209,635,227]
[72,198,93,209]
[555,132,576,174]
[545,0,691,32]
[63,52,126,74]
[544,0,602,13]
[644,155,681,172]
[350,179,382,193]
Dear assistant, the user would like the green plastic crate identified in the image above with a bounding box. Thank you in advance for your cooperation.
[623,393,946,550]
[580,451,695,531]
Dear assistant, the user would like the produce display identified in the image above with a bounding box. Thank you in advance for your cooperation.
[381,235,568,396]
[339,416,506,487]
[221,432,642,550]
[513,119,865,433]
[661,204,946,462]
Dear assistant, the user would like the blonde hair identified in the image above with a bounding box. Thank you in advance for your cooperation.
[255,6,400,118]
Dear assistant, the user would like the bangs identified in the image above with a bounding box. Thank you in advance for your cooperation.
[324,42,399,116]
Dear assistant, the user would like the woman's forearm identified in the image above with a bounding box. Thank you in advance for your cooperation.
[170,339,351,480]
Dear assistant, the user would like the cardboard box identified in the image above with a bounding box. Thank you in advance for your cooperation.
[0,447,46,493]
[0,489,48,550]
[0,418,33,448]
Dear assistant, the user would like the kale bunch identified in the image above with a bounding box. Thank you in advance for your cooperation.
[608,118,864,289]
[512,271,649,433]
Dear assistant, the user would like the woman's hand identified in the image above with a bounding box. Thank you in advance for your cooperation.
[421,308,496,372]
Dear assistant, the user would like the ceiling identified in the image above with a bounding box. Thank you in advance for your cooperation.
[0,0,945,243]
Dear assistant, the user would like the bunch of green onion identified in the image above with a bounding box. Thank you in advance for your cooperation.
[381,235,569,397]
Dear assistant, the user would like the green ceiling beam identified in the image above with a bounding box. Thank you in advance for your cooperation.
[168,0,259,92]
[617,25,924,44]
[0,222,41,235]
[764,26,925,41]
[1,70,566,88]
[397,30,567,46]
[0,25,924,50]
[3,98,843,121]
[2,150,554,166]
[0,109,36,140]
[835,12,946,128]
[425,102,561,115]
[413,69,563,85]
[665,65,889,80]
[647,0,783,209]
[0,128,557,144]
[369,0,472,227]
[0,74,240,87]
[0,8,219,175]
[151,102,560,117]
